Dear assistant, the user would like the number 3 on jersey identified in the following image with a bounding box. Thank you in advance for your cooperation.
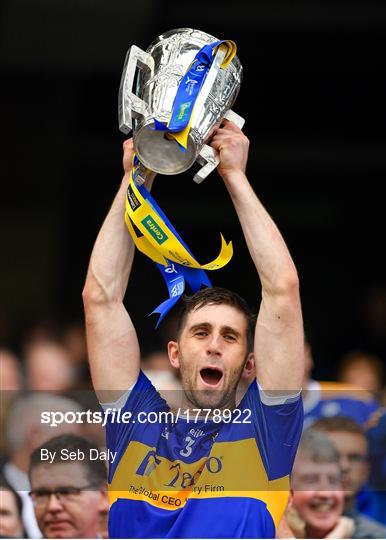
[180,436,195,457]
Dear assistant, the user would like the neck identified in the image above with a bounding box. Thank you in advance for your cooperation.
[182,393,236,412]
[306,525,333,539]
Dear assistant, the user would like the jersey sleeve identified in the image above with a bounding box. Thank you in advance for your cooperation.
[239,380,304,481]
[102,370,169,481]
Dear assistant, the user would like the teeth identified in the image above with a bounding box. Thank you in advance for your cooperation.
[311,501,334,511]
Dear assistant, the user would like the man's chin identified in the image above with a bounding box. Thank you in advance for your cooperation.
[44,524,76,539]
[187,388,231,410]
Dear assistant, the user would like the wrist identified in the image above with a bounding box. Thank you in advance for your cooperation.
[219,169,249,195]
[219,168,247,183]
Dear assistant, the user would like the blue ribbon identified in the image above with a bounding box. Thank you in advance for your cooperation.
[153,261,211,328]
[153,40,225,149]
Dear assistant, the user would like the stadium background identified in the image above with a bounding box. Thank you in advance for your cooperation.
[1,0,385,379]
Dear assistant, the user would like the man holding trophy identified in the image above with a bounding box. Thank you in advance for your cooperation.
[83,29,304,538]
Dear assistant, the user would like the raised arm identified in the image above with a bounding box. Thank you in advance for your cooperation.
[210,121,304,393]
[82,139,153,401]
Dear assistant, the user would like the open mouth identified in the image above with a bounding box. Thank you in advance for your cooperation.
[200,367,223,387]
[309,500,336,512]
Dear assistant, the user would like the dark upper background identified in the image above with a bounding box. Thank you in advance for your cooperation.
[1,0,385,379]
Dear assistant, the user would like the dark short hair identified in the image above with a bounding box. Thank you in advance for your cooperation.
[312,415,365,437]
[177,287,256,352]
[29,435,107,486]
[337,350,384,382]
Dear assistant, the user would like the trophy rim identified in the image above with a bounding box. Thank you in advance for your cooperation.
[146,28,242,70]
[134,122,198,175]
[148,28,217,48]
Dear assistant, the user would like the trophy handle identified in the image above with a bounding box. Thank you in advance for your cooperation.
[193,110,245,184]
[118,45,155,134]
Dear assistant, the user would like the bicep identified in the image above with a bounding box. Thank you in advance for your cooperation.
[85,302,140,402]
[254,288,304,393]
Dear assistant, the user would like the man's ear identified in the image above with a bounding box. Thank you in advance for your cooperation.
[168,341,180,369]
[98,484,109,512]
[243,352,255,379]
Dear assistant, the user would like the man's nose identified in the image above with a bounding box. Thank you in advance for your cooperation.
[206,334,222,356]
[46,493,64,511]
[339,455,351,472]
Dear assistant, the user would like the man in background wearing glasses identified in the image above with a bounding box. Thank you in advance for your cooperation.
[28,435,108,539]
[313,416,386,539]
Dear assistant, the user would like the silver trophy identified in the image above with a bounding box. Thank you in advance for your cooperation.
[118,28,244,183]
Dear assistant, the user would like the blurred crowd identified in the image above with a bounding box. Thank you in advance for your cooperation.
[0,317,385,539]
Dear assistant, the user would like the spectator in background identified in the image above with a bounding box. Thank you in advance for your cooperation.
[366,408,386,525]
[29,435,108,539]
[302,341,379,429]
[62,321,88,368]
[312,416,386,538]
[288,428,354,539]
[25,339,76,392]
[0,480,25,538]
[2,393,84,538]
[359,284,386,362]
[0,349,24,391]
[336,350,384,395]
[62,320,92,389]
[0,348,24,458]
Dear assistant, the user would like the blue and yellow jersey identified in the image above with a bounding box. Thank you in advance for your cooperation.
[303,379,379,429]
[104,371,303,538]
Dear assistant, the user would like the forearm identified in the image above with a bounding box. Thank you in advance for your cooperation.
[223,171,298,295]
[83,170,155,306]
[223,170,303,392]
[83,174,133,306]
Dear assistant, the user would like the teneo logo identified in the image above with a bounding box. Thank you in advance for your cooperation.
[141,215,168,245]
[136,450,223,489]
[127,184,141,211]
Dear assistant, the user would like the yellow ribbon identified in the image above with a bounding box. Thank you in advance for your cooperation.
[125,160,233,270]
[216,40,237,69]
